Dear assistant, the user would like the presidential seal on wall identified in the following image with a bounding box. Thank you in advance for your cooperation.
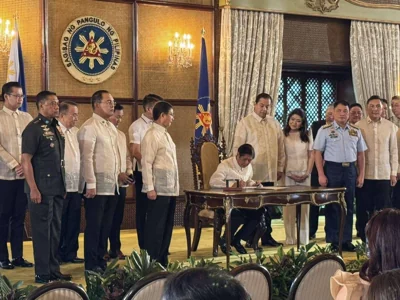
[60,16,122,84]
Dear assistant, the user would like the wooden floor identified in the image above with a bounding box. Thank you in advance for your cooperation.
[3,216,359,287]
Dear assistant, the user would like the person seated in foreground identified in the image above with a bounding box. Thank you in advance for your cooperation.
[330,208,400,300]
[367,269,400,300]
[209,144,265,255]
[162,268,251,300]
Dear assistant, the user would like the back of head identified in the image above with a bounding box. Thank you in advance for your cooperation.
[367,269,400,300]
[162,268,251,300]
[333,100,350,108]
[360,208,400,281]
[143,94,163,110]
[255,92,272,104]
[367,95,381,105]
[36,90,57,110]
[59,101,78,115]
[238,144,255,159]
[91,90,109,110]
[349,103,362,110]
[2,81,22,100]
[153,101,173,121]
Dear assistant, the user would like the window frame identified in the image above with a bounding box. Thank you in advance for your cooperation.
[276,71,341,127]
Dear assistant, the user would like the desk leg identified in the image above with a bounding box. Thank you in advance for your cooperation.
[184,193,192,258]
[224,197,232,269]
[338,192,346,257]
[296,204,301,251]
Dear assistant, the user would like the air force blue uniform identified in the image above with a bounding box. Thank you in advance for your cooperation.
[313,121,367,244]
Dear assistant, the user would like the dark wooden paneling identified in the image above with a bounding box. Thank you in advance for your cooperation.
[97,0,214,10]
[283,15,351,66]
[26,96,215,107]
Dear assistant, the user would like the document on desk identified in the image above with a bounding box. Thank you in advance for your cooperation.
[243,186,287,190]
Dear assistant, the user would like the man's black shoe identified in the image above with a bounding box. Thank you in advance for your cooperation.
[85,266,104,274]
[219,239,232,255]
[261,237,283,247]
[245,241,252,248]
[12,257,33,268]
[51,272,72,281]
[0,259,14,270]
[309,234,316,240]
[35,275,51,284]
[63,257,84,264]
[342,242,356,252]
[109,251,126,260]
[232,241,247,254]
[329,243,339,252]
[244,241,263,251]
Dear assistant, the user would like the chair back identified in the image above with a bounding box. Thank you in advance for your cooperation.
[190,134,226,190]
[288,254,346,300]
[122,272,169,300]
[201,142,220,190]
[27,281,89,300]
[231,263,272,300]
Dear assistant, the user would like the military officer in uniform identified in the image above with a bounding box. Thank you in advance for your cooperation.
[21,91,72,283]
[313,100,367,252]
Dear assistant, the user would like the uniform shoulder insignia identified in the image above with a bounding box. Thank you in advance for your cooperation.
[322,124,333,129]
[349,124,359,130]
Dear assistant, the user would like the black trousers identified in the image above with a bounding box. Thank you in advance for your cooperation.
[144,196,176,267]
[392,181,400,209]
[109,187,126,253]
[355,187,363,236]
[222,209,261,243]
[0,180,27,261]
[259,182,274,243]
[358,179,391,241]
[58,192,82,261]
[28,194,63,276]
[84,194,117,271]
[135,171,148,249]
[309,173,320,237]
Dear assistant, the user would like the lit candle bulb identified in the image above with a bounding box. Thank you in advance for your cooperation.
[4,19,10,36]
[168,41,172,56]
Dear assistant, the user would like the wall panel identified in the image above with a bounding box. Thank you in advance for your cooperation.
[137,4,214,100]
[0,0,42,94]
[48,0,133,98]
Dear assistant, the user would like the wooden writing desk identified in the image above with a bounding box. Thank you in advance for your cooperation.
[183,186,346,267]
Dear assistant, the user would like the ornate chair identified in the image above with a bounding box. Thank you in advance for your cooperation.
[189,134,227,257]
[122,272,169,300]
[288,254,346,300]
[231,263,273,300]
[27,281,89,300]
[189,134,267,256]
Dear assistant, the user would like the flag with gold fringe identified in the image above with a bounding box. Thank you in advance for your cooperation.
[7,19,27,112]
[195,31,212,144]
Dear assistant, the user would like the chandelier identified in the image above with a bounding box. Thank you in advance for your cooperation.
[168,32,194,68]
[0,18,14,54]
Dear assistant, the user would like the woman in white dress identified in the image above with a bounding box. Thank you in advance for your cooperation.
[282,108,314,245]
